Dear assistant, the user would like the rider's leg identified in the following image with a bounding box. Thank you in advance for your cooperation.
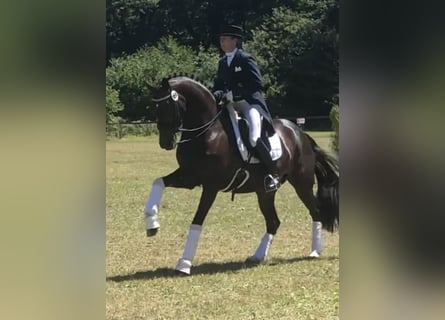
[242,106,280,192]
[244,107,262,147]
[253,138,280,192]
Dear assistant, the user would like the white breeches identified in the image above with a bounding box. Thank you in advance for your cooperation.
[234,103,262,147]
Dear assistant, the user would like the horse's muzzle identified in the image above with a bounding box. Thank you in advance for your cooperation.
[159,132,177,150]
[161,143,176,151]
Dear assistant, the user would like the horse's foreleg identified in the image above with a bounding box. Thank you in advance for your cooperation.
[145,169,197,236]
[144,178,165,236]
[175,187,218,275]
[247,192,280,263]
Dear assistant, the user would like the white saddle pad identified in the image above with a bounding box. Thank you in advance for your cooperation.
[226,103,282,164]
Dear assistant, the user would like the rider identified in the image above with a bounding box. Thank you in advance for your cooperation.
[212,25,280,192]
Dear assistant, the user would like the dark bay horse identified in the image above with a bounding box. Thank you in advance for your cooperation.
[145,76,339,275]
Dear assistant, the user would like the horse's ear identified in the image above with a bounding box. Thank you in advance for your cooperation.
[147,82,157,91]
[161,77,170,88]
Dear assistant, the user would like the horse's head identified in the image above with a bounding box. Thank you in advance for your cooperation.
[150,76,216,150]
[151,78,186,150]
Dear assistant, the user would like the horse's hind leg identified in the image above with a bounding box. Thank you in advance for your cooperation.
[288,173,323,257]
[175,187,218,275]
[247,191,280,263]
[144,168,197,236]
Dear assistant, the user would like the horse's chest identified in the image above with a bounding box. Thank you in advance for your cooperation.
[176,137,229,171]
[176,144,215,167]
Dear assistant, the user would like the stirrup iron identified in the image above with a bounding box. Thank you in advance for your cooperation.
[264,174,280,192]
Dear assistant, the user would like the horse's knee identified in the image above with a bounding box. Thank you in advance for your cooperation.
[274,219,281,232]
[267,219,280,235]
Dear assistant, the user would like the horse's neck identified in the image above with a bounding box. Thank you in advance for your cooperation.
[182,88,217,125]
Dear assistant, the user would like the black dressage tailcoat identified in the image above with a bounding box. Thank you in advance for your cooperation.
[213,49,272,119]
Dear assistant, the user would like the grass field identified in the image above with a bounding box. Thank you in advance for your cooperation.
[106,132,339,320]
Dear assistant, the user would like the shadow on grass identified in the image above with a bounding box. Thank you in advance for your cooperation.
[106,255,338,282]
[268,255,338,266]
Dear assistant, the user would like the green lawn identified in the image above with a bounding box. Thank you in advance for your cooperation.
[106,132,339,320]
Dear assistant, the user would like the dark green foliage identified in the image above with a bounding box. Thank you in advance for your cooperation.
[329,104,339,152]
[106,0,339,131]
[106,0,161,61]
[106,0,300,60]
[247,1,338,118]
[106,85,124,136]
[107,37,219,121]
[107,122,159,139]
[119,123,158,137]
[106,85,124,122]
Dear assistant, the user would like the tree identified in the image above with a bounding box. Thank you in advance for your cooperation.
[246,1,338,118]
[330,104,339,152]
[106,37,219,121]
[106,0,339,126]
[106,0,301,61]
[106,85,124,136]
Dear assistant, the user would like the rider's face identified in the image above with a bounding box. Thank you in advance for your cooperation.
[219,36,237,53]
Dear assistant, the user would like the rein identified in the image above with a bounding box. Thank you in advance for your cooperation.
[179,109,222,132]
[177,109,223,144]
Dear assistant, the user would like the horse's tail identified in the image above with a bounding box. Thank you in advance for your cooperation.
[305,133,339,232]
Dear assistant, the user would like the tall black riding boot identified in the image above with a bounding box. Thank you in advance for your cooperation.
[253,139,280,192]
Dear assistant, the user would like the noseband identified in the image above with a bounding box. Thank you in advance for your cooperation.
[152,89,223,143]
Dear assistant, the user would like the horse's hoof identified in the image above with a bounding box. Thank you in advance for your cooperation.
[146,228,159,237]
[245,256,265,265]
[174,269,191,277]
[175,258,192,275]
[309,250,320,258]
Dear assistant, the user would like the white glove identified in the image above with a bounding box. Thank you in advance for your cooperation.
[225,91,233,103]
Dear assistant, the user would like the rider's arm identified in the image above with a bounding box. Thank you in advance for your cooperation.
[212,59,226,103]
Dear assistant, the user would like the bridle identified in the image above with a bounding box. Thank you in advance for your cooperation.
[152,89,223,144]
